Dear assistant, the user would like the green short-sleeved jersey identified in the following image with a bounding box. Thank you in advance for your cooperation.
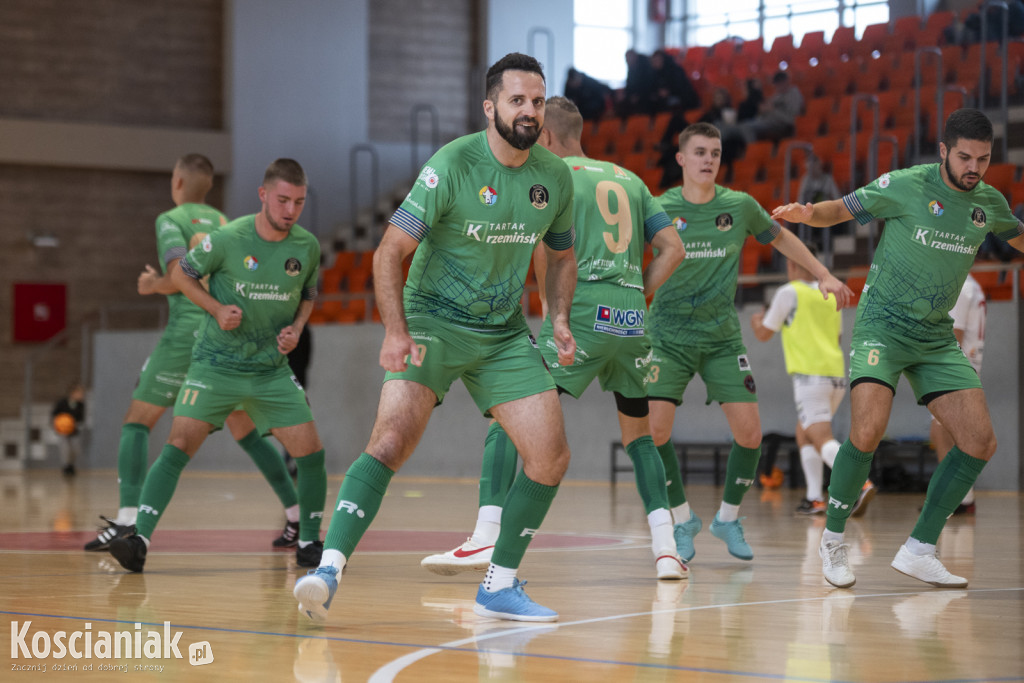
[155,203,228,339]
[649,185,779,345]
[561,156,672,290]
[390,131,575,329]
[181,215,320,373]
[843,164,1024,341]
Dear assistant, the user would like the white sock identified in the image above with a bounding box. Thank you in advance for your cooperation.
[471,505,502,546]
[961,487,975,505]
[717,502,740,523]
[139,535,151,548]
[821,439,841,469]
[800,445,824,501]
[670,502,691,525]
[482,563,517,592]
[648,508,675,557]
[116,507,137,526]
[822,529,843,545]
[285,504,300,523]
[320,549,346,572]
[905,537,936,556]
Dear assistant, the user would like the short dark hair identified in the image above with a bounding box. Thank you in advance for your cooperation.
[544,96,583,143]
[263,158,307,187]
[177,153,214,177]
[678,122,721,151]
[485,52,545,100]
[942,108,993,148]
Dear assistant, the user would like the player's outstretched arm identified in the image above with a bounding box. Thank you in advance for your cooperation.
[138,263,181,296]
[374,223,421,372]
[771,198,853,227]
[543,243,577,366]
[770,227,854,309]
[643,225,685,296]
[170,260,241,330]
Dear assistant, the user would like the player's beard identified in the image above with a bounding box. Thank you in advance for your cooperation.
[494,109,541,150]
[944,155,981,191]
[264,205,293,234]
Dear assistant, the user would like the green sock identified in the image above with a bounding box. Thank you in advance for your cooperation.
[237,429,298,508]
[722,441,761,505]
[491,472,559,569]
[657,441,687,506]
[626,436,669,514]
[294,449,327,543]
[912,447,986,544]
[825,440,875,533]
[480,422,518,508]
[117,423,150,508]
[134,445,190,539]
[324,453,393,556]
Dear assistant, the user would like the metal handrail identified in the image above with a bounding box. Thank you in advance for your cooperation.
[349,143,380,238]
[527,27,555,74]
[410,103,440,179]
[980,0,1010,161]
[913,47,943,162]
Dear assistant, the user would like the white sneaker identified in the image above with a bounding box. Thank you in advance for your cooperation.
[891,544,968,587]
[819,539,856,588]
[421,538,494,576]
[655,554,689,580]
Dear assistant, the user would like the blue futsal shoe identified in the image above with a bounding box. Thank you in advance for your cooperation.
[673,511,703,562]
[294,566,339,624]
[709,514,754,561]
[473,579,558,622]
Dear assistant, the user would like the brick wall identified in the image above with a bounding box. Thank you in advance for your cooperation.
[0,0,223,128]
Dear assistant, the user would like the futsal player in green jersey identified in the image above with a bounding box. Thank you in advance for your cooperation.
[108,159,328,573]
[648,123,851,564]
[420,96,688,580]
[294,53,577,624]
[85,154,302,553]
[751,250,863,516]
[773,108,1024,588]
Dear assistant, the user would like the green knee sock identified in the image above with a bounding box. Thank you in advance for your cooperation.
[491,473,559,569]
[294,449,327,543]
[323,453,393,557]
[134,445,190,539]
[479,422,518,508]
[825,440,875,533]
[722,441,761,505]
[238,429,298,509]
[657,441,687,507]
[117,423,150,508]
[626,436,669,514]
[912,447,986,544]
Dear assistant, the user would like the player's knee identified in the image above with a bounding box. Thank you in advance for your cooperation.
[613,392,649,418]
[964,430,997,461]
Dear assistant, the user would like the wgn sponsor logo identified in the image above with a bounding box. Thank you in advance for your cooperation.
[10,621,214,671]
[594,305,644,337]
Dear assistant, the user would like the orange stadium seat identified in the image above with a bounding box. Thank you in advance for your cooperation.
[767,34,796,66]
[797,30,826,63]
[859,22,890,56]
[983,163,1018,200]
[891,15,922,52]
[827,26,857,61]
[971,269,1014,301]
[920,11,956,47]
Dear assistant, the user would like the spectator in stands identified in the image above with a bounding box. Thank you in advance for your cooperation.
[736,78,764,123]
[650,49,700,113]
[797,154,846,245]
[741,71,804,143]
[962,0,1024,43]
[564,67,612,120]
[616,49,657,117]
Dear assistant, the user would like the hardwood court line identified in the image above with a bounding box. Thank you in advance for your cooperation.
[368,586,1024,682]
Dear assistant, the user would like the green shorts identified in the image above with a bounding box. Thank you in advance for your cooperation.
[131,329,196,407]
[384,315,555,417]
[173,363,313,433]
[648,337,758,405]
[538,285,651,399]
[849,327,981,404]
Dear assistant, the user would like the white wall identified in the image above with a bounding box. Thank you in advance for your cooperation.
[486,0,575,103]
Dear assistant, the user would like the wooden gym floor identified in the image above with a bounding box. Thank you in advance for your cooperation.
[1,468,1021,682]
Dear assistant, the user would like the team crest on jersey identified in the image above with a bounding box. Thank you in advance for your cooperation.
[529,184,549,209]
[418,166,440,189]
[674,217,688,232]
[928,200,944,216]
[244,255,259,271]
[715,213,734,231]
[201,235,213,252]
[284,258,302,276]
[971,207,987,228]
[479,186,498,205]
[878,173,891,189]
